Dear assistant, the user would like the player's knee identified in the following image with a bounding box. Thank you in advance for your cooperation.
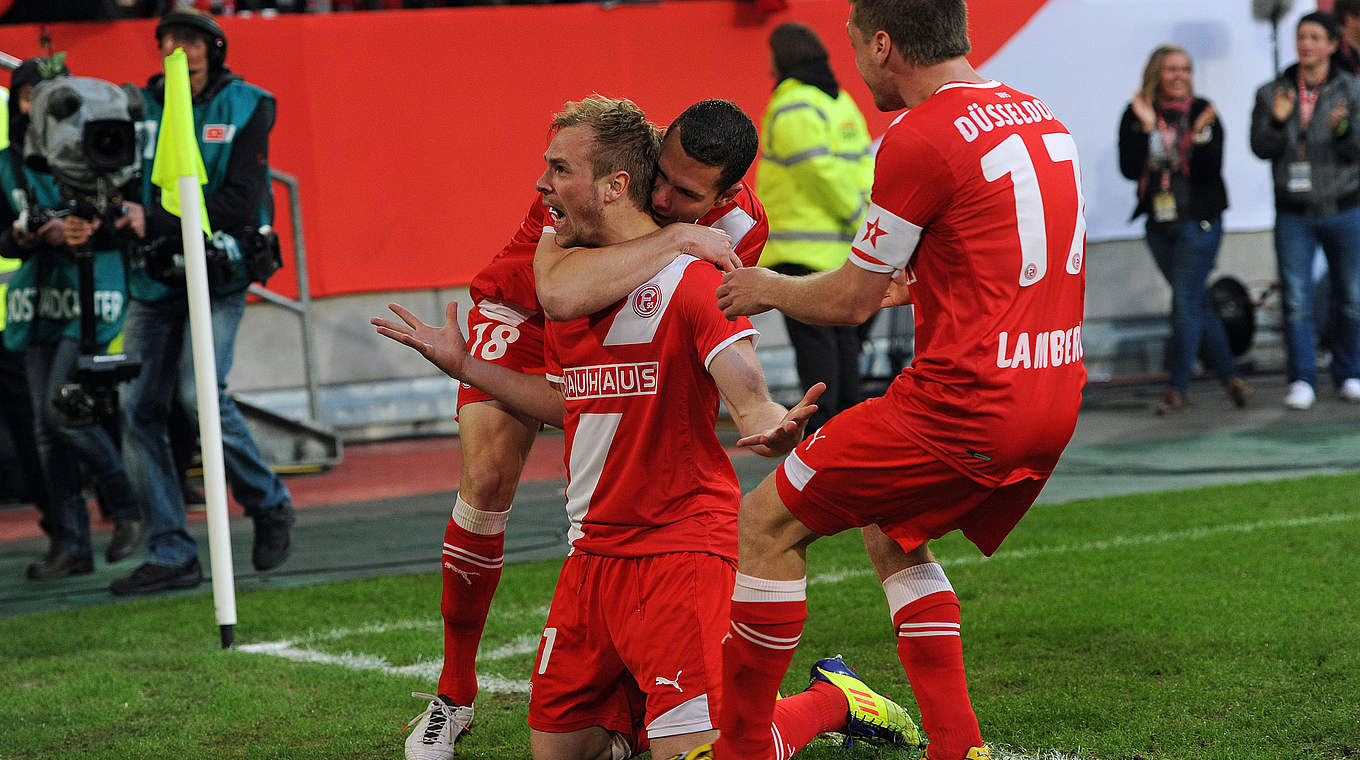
[460,458,522,508]
[737,499,807,560]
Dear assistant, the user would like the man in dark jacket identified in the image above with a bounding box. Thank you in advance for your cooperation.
[1250,11,1360,409]
[109,11,294,595]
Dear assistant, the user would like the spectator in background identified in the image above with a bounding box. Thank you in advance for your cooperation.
[1118,44,1250,415]
[756,22,874,431]
[1334,0,1360,73]
[0,57,145,580]
[109,10,294,595]
[1250,11,1360,410]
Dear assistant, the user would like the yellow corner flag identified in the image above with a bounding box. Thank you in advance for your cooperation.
[150,48,211,237]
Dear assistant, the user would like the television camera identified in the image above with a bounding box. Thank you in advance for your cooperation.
[22,75,145,426]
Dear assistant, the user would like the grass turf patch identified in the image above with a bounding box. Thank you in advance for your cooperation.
[2,473,1358,759]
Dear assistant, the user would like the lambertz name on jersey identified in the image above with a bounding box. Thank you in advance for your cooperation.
[952,95,1058,144]
[560,362,659,400]
[996,322,1083,370]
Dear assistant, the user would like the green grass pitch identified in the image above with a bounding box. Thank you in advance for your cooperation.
[2,473,1358,759]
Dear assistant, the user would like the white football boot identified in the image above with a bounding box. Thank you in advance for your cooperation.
[404,692,473,760]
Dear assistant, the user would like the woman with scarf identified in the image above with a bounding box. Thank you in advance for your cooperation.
[1119,44,1250,415]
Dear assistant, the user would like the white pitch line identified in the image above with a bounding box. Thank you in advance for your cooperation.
[235,641,532,693]
[241,511,1358,697]
[992,749,1089,760]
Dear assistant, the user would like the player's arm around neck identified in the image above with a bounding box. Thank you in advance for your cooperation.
[709,338,822,457]
[717,259,889,325]
[534,225,738,321]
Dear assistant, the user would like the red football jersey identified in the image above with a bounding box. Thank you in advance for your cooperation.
[468,195,551,311]
[850,80,1087,487]
[544,255,758,560]
[697,183,768,269]
[469,188,768,312]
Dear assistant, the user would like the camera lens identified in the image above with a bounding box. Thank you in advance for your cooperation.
[82,120,136,172]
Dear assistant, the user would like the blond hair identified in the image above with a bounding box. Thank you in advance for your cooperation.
[1140,44,1193,105]
[551,96,661,212]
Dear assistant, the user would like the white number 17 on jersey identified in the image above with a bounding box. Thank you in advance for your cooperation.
[980,132,1086,287]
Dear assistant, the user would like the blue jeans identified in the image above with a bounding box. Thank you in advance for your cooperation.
[120,290,291,567]
[1275,207,1360,387]
[1145,218,1239,393]
[25,338,141,557]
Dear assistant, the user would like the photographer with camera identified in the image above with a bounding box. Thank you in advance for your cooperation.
[0,56,146,580]
[108,10,293,596]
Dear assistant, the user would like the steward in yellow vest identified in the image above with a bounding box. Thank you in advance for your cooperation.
[756,23,876,432]
[757,25,873,274]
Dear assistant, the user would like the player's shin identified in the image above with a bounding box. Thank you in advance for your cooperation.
[714,573,807,759]
[437,496,509,704]
[884,563,981,759]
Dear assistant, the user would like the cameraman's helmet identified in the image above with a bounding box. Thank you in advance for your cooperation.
[156,12,227,71]
[22,77,145,194]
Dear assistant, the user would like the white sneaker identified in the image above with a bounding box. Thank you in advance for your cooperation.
[404,693,473,760]
[1341,378,1360,402]
[1284,381,1316,410]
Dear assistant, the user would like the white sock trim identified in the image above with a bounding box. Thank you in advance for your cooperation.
[883,562,954,618]
[732,572,807,603]
[452,496,510,535]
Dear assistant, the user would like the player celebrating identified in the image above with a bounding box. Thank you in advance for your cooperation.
[402,100,768,760]
[378,96,919,760]
[676,2,1089,759]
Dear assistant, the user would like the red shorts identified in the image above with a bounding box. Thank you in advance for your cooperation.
[775,396,1048,557]
[455,299,547,413]
[528,551,734,746]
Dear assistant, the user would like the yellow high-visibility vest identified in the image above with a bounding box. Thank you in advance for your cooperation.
[756,78,874,272]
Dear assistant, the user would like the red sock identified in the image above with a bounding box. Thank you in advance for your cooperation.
[885,564,980,760]
[436,497,508,705]
[714,574,807,760]
[768,681,846,759]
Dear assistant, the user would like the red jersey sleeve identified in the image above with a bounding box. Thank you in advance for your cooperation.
[848,129,952,273]
[468,195,551,309]
[674,259,758,370]
[697,185,769,268]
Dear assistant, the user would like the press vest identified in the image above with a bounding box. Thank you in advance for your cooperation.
[133,78,273,302]
[756,79,874,272]
[0,146,127,350]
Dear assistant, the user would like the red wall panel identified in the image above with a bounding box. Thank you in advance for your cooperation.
[0,0,1043,297]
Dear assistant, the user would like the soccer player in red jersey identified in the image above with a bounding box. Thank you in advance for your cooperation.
[379,97,919,760]
[402,101,770,760]
[691,2,1089,759]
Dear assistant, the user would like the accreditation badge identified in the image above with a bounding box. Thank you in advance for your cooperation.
[1287,161,1313,194]
[1152,189,1178,223]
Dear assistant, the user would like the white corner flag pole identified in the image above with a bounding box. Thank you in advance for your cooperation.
[177,174,238,649]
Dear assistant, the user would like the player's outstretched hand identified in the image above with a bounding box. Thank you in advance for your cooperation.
[716,266,778,318]
[671,223,739,272]
[372,301,469,380]
[737,382,826,457]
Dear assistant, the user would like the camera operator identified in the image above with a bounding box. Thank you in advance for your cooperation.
[108,10,293,596]
[0,57,146,581]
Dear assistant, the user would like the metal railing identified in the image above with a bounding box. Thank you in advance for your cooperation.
[248,168,323,424]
